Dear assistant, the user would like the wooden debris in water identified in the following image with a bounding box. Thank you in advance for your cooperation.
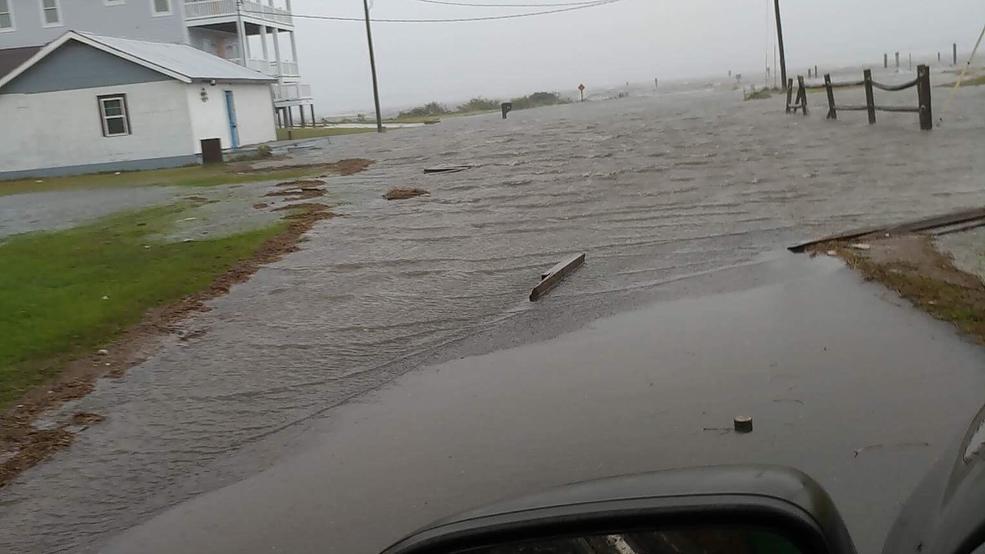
[384,188,430,201]
[423,165,472,174]
[530,253,585,301]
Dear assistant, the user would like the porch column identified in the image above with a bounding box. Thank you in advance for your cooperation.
[299,105,306,127]
[310,105,315,126]
[289,30,299,70]
[235,13,248,67]
[259,25,270,72]
[272,27,283,78]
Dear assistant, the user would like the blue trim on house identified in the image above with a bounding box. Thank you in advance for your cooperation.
[0,154,201,181]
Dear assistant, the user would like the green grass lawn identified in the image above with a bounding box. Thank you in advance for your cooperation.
[0,163,333,197]
[276,127,376,141]
[0,204,286,409]
[389,110,497,125]
[388,115,443,124]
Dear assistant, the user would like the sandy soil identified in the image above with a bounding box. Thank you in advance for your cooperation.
[809,232,985,345]
[937,226,985,283]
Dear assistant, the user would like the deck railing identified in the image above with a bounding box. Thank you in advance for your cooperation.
[184,0,292,26]
[272,83,312,101]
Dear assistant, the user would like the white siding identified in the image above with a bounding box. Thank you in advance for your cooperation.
[184,82,275,153]
[0,79,193,174]
[0,0,188,49]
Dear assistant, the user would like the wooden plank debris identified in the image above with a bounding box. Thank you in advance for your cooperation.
[530,253,585,302]
[789,207,985,252]
[423,165,472,174]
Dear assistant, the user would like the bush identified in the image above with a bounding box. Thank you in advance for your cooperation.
[456,97,501,112]
[398,102,450,119]
[509,92,571,110]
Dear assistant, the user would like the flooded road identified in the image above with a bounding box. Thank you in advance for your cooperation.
[100,255,985,554]
[2,82,984,553]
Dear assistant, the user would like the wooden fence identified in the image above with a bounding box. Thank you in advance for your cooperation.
[785,75,809,115]
[786,64,933,130]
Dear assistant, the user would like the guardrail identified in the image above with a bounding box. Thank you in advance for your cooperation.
[786,65,933,130]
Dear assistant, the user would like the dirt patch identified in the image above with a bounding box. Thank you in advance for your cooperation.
[0,201,338,488]
[810,233,985,344]
[237,158,373,176]
[333,159,374,176]
[275,179,325,188]
[70,412,105,426]
[384,187,430,201]
[264,187,326,200]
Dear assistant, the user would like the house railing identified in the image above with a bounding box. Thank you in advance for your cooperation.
[229,58,299,77]
[786,65,933,130]
[279,60,299,77]
[272,83,312,101]
[184,0,293,27]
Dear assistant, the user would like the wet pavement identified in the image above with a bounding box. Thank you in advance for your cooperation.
[101,255,985,554]
[1,78,984,553]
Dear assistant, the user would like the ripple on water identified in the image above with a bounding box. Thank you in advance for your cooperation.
[4,86,985,554]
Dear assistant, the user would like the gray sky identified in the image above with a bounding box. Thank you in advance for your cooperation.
[292,0,985,114]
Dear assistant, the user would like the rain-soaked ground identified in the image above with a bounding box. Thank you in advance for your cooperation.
[1,75,984,553]
[100,255,985,554]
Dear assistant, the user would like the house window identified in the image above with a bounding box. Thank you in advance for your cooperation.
[0,0,14,31]
[40,0,61,27]
[152,0,171,15]
[98,95,131,137]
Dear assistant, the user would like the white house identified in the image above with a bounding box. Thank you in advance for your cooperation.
[0,31,277,179]
[0,0,314,128]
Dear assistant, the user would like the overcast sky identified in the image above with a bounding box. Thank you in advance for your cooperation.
[292,0,985,114]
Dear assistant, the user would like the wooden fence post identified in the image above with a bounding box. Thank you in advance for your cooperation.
[824,74,836,119]
[797,75,808,116]
[863,69,876,125]
[785,78,794,113]
[917,64,933,130]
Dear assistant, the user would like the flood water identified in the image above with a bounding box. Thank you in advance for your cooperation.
[2,80,984,553]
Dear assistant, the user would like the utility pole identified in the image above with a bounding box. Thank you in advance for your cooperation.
[773,0,787,91]
[362,0,383,133]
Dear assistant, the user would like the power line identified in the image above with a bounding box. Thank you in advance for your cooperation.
[240,0,623,23]
[415,0,603,7]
